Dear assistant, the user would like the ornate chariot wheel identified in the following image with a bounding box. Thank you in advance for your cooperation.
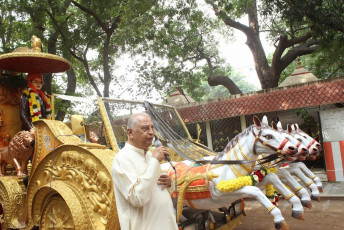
[40,195,75,230]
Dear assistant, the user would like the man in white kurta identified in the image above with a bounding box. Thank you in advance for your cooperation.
[111,113,178,230]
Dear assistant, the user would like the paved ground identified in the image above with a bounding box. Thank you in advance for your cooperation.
[235,182,344,230]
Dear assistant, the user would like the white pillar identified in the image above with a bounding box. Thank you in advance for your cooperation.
[205,120,213,150]
[240,115,247,131]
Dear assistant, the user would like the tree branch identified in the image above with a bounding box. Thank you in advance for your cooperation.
[70,0,108,33]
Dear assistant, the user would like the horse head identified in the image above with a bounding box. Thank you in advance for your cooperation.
[241,116,297,159]
[272,121,309,161]
[288,124,322,160]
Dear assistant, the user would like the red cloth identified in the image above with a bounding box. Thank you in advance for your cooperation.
[168,162,212,200]
[26,73,43,83]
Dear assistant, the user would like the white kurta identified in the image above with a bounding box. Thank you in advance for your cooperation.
[111,143,178,230]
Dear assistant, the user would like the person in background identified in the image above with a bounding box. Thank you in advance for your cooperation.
[20,73,52,132]
[111,113,177,230]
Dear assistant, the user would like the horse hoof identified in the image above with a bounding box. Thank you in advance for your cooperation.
[318,186,323,193]
[292,210,305,220]
[301,200,312,208]
[275,221,289,230]
[311,194,321,202]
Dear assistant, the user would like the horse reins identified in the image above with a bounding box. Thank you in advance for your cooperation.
[196,128,288,165]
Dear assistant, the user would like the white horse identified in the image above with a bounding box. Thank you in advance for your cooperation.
[287,124,323,194]
[254,117,312,209]
[161,116,297,229]
[262,121,322,204]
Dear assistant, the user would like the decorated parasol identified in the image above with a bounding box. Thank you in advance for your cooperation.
[0,35,71,74]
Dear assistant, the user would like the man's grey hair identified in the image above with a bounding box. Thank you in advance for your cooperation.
[127,113,150,131]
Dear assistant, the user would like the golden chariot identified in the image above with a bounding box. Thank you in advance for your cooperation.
[0,36,244,230]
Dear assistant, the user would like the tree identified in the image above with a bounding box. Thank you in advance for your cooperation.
[204,0,324,90]
[0,0,32,53]
[190,69,258,101]
[261,0,344,36]
[134,0,342,97]
[44,0,162,98]
[131,1,244,99]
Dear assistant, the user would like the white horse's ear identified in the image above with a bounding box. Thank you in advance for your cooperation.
[253,116,261,128]
[287,124,292,133]
[271,121,278,131]
[294,124,299,129]
[262,115,268,125]
[277,121,282,129]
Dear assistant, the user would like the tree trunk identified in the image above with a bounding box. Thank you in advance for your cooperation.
[43,31,59,94]
[55,67,77,121]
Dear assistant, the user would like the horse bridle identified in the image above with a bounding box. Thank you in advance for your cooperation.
[251,129,290,155]
[306,139,316,149]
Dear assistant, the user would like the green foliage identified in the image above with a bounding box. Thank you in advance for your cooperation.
[279,38,344,84]
[261,0,344,39]
[0,0,33,53]
[0,74,27,89]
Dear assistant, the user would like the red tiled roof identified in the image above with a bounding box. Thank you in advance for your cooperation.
[177,77,344,123]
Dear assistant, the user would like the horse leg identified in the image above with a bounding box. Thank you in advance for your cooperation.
[259,173,304,220]
[276,168,312,208]
[288,167,320,202]
[291,162,323,192]
[210,185,289,230]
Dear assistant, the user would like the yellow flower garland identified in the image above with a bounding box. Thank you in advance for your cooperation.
[265,184,275,196]
[217,175,255,192]
[23,89,52,122]
[216,167,279,193]
[29,91,41,122]
[265,167,277,197]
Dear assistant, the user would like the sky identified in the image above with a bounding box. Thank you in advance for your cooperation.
[110,29,275,103]
[65,3,277,104]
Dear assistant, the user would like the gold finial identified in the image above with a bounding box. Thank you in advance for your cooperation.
[27,160,32,176]
[31,35,42,52]
[297,56,301,66]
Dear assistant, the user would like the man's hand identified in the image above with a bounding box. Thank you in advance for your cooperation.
[152,146,169,162]
[157,174,172,190]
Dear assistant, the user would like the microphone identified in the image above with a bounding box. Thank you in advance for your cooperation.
[153,138,175,170]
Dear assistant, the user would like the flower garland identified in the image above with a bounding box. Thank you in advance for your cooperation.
[265,167,279,205]
[217,175,259,192]
[265,184,279,205]
[216,166,280,205]
[23,88,52,122]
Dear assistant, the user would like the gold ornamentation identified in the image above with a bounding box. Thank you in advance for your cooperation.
[310,175,316,180]
[26,127,118,230]
[267,205,276,214]
[284,193,295,200]
[233,146,251,173]
[40,196,75,229]
[294,186,303,192]
[97,98,119,153]
[227,148,244,177]
[0,177,25,229]
[176,172,218,222]
[305,181,313,187]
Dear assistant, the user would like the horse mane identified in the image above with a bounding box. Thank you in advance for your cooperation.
[215,123,268,159]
